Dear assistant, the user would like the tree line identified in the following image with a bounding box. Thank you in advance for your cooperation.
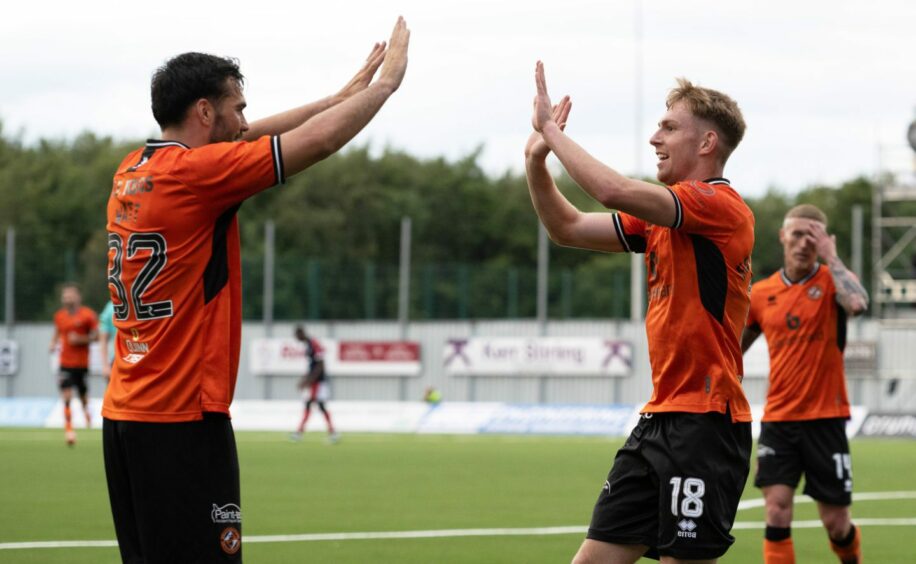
[0,124,880,321]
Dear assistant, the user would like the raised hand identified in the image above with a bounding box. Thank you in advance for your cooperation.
[337,42,387,100]
[378,16,410,92]
[807,221,837,261]
[532,61,556,133]
[526,95,572,161]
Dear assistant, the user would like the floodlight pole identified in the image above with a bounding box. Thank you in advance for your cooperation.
[4,227,13,338]
[263,221,275,338]
[630,0,645,322]
[398,217,412,340]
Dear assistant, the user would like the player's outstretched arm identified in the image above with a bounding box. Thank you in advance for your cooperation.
[243,42,387,141]
[808,222,869,316]
[532,61,677,228]
[525,97,623,253]
[279,17,409,177]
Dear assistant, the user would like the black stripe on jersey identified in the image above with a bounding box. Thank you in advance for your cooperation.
[271,136,285,185]
[127,140,190,172]
[702,177,730,185]
[612,213,647,253]
[836,304,848,352]
[691,234,728,323]
[666,187,683,229]
[128,146,157,172]
[202,204,241,304]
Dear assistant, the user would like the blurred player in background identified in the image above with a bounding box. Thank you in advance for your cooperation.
[742,204,868,564]
[526,64,752,564]
[98,300,115,380]
[49,283,98,445]
[290,325,338,443]
[102,17,409,563]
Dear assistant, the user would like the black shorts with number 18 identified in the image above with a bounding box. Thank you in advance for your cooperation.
[587,410,751,561]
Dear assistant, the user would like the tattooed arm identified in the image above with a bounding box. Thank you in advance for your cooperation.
[809,222,869,316]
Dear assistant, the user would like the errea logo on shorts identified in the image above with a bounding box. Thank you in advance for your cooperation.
[677,519,697,538]
[211,503,242,524]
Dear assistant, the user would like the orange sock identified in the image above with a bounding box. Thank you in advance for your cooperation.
[830,524,861,564]
[64,405,73,432]
[764,538,795,564]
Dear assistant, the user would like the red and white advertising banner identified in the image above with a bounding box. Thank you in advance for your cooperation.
[249,338,421,376]
[443,337,633,376]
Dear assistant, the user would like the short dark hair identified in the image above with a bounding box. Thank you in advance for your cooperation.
[151,52,244,128]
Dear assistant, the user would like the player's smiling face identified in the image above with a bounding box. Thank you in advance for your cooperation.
[649,102,705,185]
[780,217,821,273]
[209,79,249,143]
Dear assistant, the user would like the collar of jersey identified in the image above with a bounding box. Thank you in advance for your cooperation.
[780,263,820,286]
[702,177,730,185]
[145,139,190,149]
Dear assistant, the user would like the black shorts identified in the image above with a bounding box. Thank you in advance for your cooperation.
[755,418,852,506]
[59,367,88,395]
[103,413,242,563]
[587,411,751,561]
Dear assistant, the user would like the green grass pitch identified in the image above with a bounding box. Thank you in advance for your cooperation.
[1,429,914,563]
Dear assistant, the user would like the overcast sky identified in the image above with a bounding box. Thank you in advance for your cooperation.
[2,0,914,196]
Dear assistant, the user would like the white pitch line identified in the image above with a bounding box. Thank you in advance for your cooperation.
[3,492,916,551]
[732,518,916,530]
[736,490,916,511]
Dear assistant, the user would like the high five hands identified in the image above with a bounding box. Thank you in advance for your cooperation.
[336,17,410,100]
[526,61,571,161]
[379,16,410,92]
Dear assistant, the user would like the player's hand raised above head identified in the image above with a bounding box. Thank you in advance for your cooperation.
[532,61,561,133]
[378,16,410,92]
[336,42,387,100]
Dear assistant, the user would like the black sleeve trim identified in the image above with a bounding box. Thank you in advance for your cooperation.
[666,187,683,229]
[612,213,647,254]
[271,135,285,186]
[612,213,632,253]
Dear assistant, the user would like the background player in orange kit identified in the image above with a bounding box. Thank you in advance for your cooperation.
[526,63,753,563]
[102,17,409,563]
[49,283,98,445]
[742,204,869,564]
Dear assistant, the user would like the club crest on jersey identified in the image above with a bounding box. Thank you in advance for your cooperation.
[219,527,241,555]
[807,285,823,300]
[687,180,716,197]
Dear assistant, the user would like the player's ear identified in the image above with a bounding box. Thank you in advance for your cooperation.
[194,98,214,126]
[699,130,718,157]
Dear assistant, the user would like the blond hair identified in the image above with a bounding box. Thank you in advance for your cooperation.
[666,78,746,163]
[784,204,828,227]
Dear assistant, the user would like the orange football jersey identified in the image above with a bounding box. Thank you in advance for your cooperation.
[103,136,284,422]
[614,179,754,422]
[746,265,849,421]
[54,306,98,368]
